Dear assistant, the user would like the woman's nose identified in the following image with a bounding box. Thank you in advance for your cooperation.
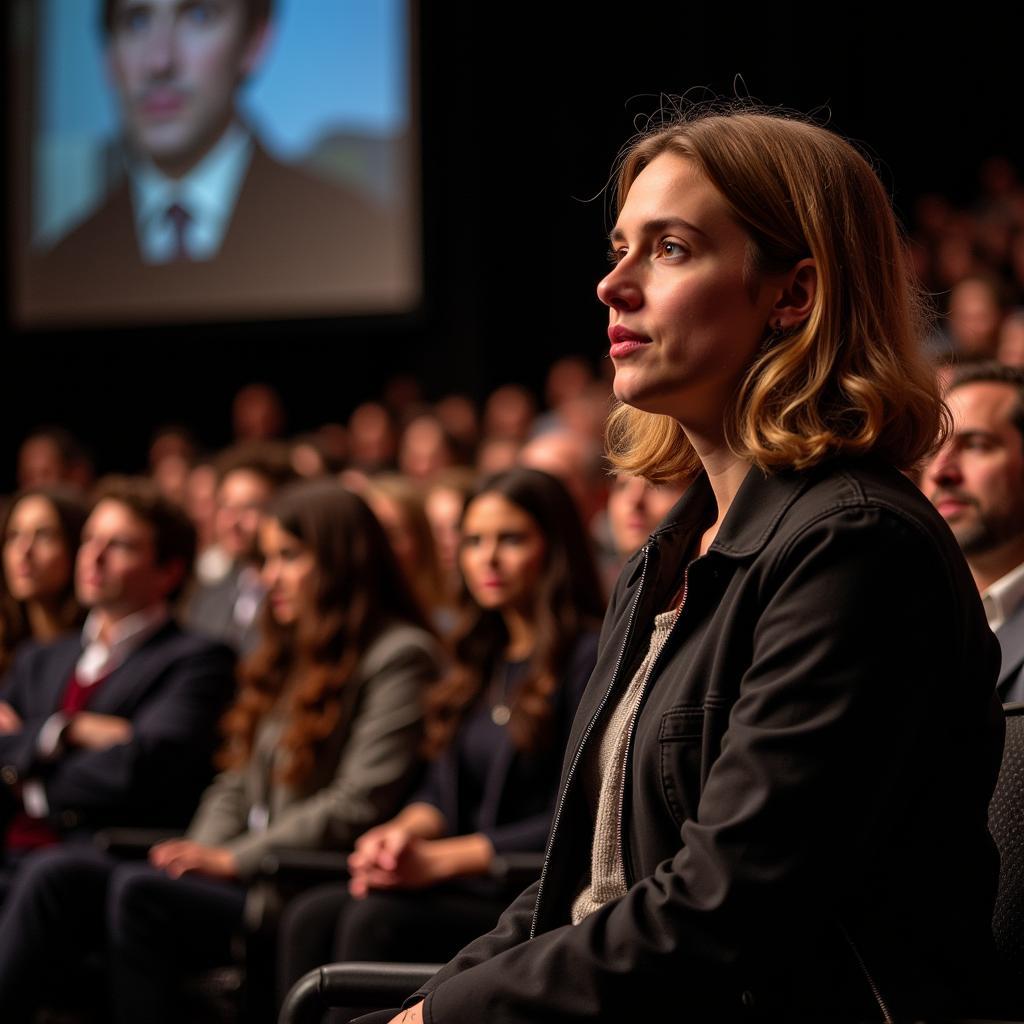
[597,261,642,312]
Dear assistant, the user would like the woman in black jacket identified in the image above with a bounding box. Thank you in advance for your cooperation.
[371,106,1005,1024]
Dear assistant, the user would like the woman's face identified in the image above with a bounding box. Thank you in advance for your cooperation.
[3,496,73,604]
[598,152,781,429]
[259,517,316,626]
[459,493,547,615]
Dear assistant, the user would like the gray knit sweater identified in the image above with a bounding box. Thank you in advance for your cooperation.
[571,609,677,924]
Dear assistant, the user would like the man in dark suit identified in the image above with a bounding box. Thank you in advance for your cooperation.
[0,476,235,1016]
[25,0,410,324]
[923,362,1024,703]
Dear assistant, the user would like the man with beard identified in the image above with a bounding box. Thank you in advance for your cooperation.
[923,362,1024,702]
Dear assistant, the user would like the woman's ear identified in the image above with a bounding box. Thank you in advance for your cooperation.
[772,258,817,329]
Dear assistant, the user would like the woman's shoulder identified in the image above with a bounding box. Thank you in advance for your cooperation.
[782,457,953,549]
[358,619,443,676]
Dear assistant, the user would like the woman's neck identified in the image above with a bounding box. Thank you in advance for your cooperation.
[685,429,752,556]
[25,600,64,642]
[500,607,536,662]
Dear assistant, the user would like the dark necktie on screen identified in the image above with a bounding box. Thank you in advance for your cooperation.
[165,202,193,262]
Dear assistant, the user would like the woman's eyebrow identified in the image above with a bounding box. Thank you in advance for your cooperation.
[608,217,709,244]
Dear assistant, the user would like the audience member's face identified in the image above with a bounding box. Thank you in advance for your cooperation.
[18,437,66,489]
[948,280,1002,359]
[215,469,271,562]
[607,474,686,558]
[922,382,1024,557]
[259,517,315,626]
[106,0,267,176]
[233,384,284,441]
[425,486,464,578]
[3,497,73,604]
[398,417,452,481]
[76,500,174,616]
[998,319,1024,368]
[459,493,546,616]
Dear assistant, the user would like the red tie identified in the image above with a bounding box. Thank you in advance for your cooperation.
[165,202,192,261]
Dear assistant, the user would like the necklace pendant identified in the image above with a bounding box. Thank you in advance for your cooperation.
[491,703,511,727]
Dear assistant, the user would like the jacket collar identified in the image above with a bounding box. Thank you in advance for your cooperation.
[652,462,814,560]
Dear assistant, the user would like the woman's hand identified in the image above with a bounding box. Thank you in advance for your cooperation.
[149,839,239,880]
[386,1001,423,1024]
[349,833,495,897]
[347,822,417,896]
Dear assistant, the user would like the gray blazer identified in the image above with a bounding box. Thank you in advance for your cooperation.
[997,600,1024,704]
[186,620,439,877]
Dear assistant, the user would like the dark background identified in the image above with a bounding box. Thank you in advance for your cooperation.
[4,6,1020,488]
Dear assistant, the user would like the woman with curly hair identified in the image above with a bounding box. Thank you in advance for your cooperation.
[278,467,605,1007]
[105,479,441,1023]
[0,487,88,681]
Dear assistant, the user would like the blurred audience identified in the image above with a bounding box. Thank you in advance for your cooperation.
[232,383,285,443]
[606,473,688,564]
[103,481,439,1023]
[425,468,477,603]
[184,443,295,656]
[362,474,451,632]
[0,477,236,1018]
[16,429,93,493]
[277,468,603,1010]
[148,425,200,507]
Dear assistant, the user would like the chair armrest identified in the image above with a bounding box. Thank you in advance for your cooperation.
[489,851,544,889]
[257,847,349,883]
[279,963,441,1024]
[93,827,181,857]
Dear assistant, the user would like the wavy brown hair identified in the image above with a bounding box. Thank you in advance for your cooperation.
[422,468,604,758]
[604,103,947,483]
[0,487,88,677]
[218,480,431,788]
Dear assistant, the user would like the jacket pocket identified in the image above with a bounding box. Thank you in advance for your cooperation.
[658,706,705,827]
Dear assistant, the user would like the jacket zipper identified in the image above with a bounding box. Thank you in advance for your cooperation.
[530,542,652,938]
[616,560,690,885]
[838,921,894,1024]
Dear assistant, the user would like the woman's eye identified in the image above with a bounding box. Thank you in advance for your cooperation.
[658,240,686,258]
[607,248,626,265]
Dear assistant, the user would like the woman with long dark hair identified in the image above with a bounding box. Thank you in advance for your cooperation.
[103,480,441,1023]
[371,107,1004,1024]
[0,487,88,680]
[278,467,605,1003]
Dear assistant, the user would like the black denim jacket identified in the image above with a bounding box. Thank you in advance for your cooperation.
[415,457,1004,1023]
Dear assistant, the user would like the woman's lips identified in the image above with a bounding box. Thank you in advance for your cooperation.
[608,325,651,359]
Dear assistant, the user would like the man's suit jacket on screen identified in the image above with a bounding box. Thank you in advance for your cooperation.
[0,621,235,836]
[25,141,413,323]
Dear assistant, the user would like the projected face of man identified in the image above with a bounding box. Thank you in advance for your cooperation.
[106,0,269,178]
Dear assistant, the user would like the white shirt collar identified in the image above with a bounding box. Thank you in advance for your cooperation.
[982,561,1024,632]
[77,603,171,685]
[130,122,254,263]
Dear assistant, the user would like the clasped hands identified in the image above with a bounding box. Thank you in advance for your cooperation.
[346,822,441,897]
